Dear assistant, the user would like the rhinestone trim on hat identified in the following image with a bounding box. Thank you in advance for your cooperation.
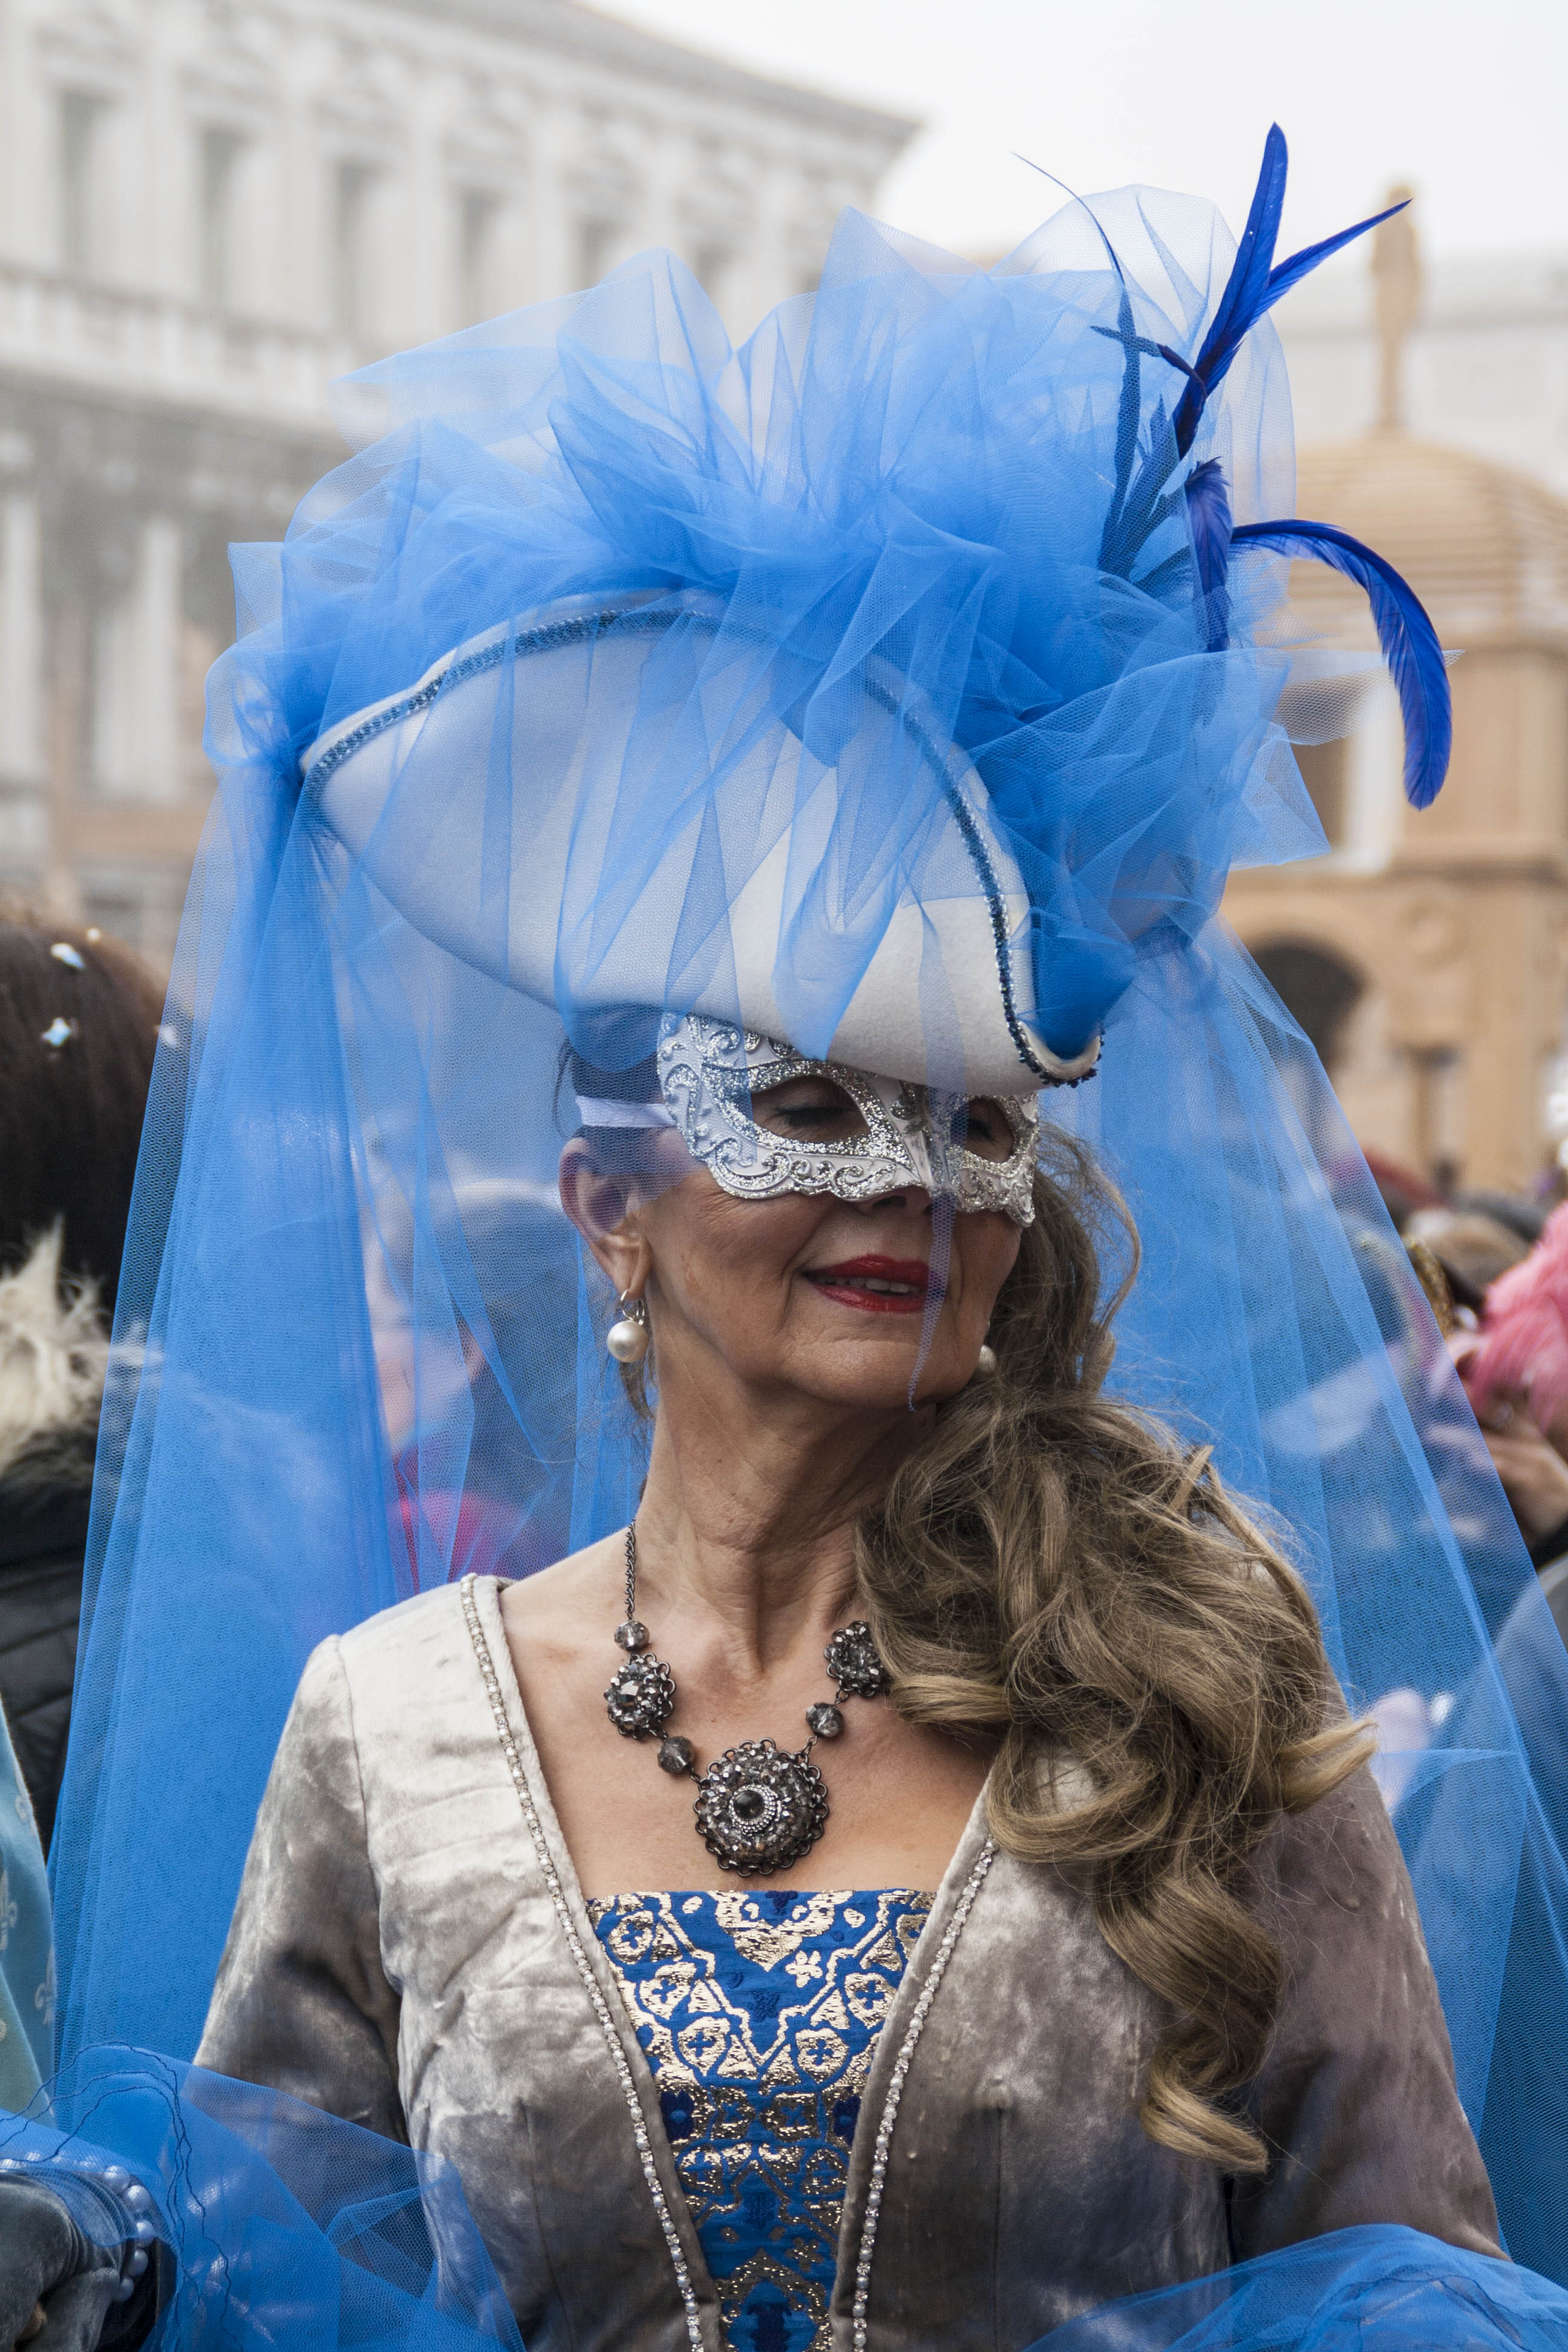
[460,1575,705,2351]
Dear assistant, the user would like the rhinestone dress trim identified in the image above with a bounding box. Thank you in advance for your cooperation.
[848,1837,996,2352]
[459,1575,706,2351]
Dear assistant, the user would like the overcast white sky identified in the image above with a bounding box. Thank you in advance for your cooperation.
[599,0,1568,270]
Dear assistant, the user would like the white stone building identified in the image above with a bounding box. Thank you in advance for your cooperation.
[0,0,915,962]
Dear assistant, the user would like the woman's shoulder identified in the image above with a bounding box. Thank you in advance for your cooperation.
[318,1574,468,1670]
[300,1575,509,1739]
[274,1578,523,1820]
[1256,1761,1445,2037]
[292,1544,615,1758]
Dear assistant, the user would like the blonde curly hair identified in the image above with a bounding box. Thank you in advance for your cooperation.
[854,1134,1374,2173]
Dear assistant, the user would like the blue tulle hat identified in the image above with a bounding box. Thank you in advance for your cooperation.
[224,128,1439,1094]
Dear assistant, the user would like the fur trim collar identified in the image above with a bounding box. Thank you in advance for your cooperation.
[0,1229,109,1490]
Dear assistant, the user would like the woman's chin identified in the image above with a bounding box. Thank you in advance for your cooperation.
[781,1330,975,1411]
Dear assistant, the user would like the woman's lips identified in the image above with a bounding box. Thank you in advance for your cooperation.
[802,1255,930,1316]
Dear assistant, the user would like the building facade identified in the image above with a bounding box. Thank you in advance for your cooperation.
[1226,209,1568,1195]
[1226,434,1568,1195]
[0,0,915,964]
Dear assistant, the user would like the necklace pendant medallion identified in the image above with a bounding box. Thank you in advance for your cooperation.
[693,1738,829,1874]
[823,1622,889,1698]
[605,1652,676,1739]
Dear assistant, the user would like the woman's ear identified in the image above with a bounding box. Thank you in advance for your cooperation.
[558,1140,652,1299]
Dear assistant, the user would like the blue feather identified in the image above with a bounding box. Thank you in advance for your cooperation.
[1184,460,1233,648]
[1097,286,1146,569]
[1231,518,1451,808]
[1261,206,1408,310]
[1173,128,1408,456]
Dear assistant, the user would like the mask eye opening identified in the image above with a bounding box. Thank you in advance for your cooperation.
[744,1070,872,1145]
[953,1096,1025,1165]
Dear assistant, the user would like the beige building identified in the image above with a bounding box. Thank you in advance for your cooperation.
[1224,209,1568,1195]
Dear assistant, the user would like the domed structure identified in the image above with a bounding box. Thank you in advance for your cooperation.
[1293,433,1568,645]
[1224,424,1568,1193]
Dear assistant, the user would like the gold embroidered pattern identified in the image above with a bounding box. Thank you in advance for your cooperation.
[589,1887,932,2352]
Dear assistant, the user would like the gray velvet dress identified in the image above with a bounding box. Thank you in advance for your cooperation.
[196,1576,1501,2352]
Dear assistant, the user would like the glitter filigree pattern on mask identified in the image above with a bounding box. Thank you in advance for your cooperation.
[655,1016,1042,1227]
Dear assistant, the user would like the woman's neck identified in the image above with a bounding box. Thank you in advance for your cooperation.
[632,1373,927,1674]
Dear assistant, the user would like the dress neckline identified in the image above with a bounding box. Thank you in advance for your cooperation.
[590,1886,938,1908]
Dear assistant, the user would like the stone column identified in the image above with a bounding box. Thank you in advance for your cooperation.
[1345,677,1403,865]
[44,603,86,921]
[396,75,445,351]
[135,514,183,800]
[0,486,43,780]
[530,102,575,301]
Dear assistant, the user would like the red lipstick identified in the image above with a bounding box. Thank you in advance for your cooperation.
[802,1255,930,1315]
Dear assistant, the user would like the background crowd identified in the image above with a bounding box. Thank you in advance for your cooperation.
[1365,1150,1568,1641]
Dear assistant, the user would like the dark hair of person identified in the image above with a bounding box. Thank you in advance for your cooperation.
[573,1083,1374,2174]
[0,909,164,1316]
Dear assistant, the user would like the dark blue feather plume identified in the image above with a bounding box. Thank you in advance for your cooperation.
[1097,286,1147,569]
[1172,128,1409,456]
[1185,460,1233,649]
[1231,518,1451,808]
[1174,123,1291,443]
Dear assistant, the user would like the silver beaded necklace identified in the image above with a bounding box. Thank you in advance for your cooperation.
[603,1523,890,1875]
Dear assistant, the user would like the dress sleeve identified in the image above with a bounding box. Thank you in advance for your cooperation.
[1227,1763,1501,2261]
[195,1636,407,2142]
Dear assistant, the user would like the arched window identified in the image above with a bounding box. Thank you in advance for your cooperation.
[1252,939,1364,1074]
[332,160,380,341]
[58,90,112,279]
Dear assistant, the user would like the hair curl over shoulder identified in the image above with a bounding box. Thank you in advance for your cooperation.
[854,1132,1375,2175]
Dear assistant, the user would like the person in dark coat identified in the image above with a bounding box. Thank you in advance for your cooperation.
[0,911,162,1849]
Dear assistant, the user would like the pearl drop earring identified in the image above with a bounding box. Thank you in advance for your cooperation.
[606,1292,650,1364]
[976,1339,998,1376]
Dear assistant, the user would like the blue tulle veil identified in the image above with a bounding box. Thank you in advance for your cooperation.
[37,129,1568,2344]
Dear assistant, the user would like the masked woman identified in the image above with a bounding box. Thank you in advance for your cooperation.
[5,132,1568,2352]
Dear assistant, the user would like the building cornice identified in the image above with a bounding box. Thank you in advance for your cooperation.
[1390,843,1568,888]
[0,338,341,459]
[371,0,921,149]
[1229,843,1568,893]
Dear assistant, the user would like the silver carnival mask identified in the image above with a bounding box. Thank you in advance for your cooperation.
[649,1016,1042,1227]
